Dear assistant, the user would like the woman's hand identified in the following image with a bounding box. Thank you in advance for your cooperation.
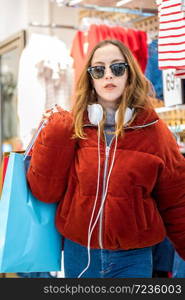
[40,104,74,147]
[42,104,64,121]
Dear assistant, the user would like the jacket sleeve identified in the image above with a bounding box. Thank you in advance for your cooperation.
[153,121,185,260]
[27,110,76,203]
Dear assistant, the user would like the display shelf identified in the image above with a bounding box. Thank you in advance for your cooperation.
[155,104,185,113]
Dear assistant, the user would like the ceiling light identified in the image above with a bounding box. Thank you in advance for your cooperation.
[52,0,68,6]
[116,0,132,7]
[68,0,83,5]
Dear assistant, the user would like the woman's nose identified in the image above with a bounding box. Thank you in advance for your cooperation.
[104,66,113,79]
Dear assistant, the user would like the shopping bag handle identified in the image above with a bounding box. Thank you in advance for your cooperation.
[23,119,48,160]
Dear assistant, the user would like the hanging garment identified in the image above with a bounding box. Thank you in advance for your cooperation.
[145,39,164,100]
[113,26,130,48]
[126,28,140,62]
[70,30,87,84]
[158,0,185,78]
[17,33,73,149]
[136,30,148,73]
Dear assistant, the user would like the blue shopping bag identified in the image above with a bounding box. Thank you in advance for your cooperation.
[0,152,62,273]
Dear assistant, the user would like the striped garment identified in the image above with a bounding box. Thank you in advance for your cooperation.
[157,0,185,78]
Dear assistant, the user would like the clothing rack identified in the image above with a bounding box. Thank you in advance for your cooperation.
[79,10,159,35]
[59,2,157,17]
[29,13,158,32]
[71,4,156,17]
[29,22,78,30]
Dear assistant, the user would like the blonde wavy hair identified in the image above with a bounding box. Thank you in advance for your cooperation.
[72,39,153,139]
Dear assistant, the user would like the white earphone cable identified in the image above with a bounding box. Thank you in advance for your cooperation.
[78,132,118,278]
[77,122,102,278]
[89,135,118,239]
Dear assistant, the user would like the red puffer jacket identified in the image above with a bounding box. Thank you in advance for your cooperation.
[27,107,185,259]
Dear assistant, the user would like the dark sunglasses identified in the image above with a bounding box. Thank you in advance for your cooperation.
[87,62,128,79]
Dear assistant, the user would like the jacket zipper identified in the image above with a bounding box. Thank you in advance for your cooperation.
[98,133,115,249]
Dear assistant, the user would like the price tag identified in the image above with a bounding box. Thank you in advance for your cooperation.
[162,69,184,106]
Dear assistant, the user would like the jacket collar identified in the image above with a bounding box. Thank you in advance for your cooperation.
[126,107,159,129]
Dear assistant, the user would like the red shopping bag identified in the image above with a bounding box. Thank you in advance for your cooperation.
[2,155,9,185]
[0,151,24,195]
[0,153,9,195]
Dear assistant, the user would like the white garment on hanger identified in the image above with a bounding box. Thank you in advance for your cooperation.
[17,33,73,149]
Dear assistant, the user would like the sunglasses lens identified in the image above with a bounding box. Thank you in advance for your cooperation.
[88,63,128,79]
[89,66,104,79]
[110,63,126,76]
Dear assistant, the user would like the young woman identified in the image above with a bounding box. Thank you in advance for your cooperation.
[27,40,185,278]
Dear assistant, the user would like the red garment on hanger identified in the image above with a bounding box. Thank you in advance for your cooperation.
[113,26,130,47]
[137,30,148,73]
[70,31,87,83]
[127,28,140,62]
[87,24,105,56]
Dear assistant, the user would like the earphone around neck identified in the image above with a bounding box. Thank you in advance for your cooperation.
[87,103,134,126]
[87,104,103,126]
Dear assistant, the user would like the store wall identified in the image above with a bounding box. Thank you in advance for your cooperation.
[0,0,79,51]
[49,4,80,49]
[0,0,51,42]
[0,0,28,41]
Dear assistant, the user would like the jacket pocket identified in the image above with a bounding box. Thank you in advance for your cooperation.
[132,186,149,231]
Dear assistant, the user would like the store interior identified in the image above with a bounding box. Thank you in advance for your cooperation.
[0,0,185,278]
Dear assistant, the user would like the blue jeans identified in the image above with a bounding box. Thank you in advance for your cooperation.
[172,251,185,278]
[63,238,153,278]
[152,237,174,272]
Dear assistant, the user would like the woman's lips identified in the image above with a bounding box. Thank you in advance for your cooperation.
[104,84,116,90]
